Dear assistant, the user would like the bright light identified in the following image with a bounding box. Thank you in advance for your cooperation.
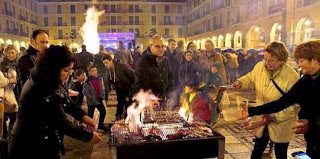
[254,27,259,32]
[80,6,105,54]
[261,36,264,40]
[306,28,310,33]
[305,20,311,26]
[277,25,282,30]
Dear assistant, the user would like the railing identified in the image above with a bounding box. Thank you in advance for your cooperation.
[5,29,18,35]
[54,36,64,40]
[19,31,29,37]
[269,5,283,14]
[213,24,222,30]
[3,10,13,16]
[53,23,68,26]
[31,20,38,25]
[162,21,174,25]
[19,16,28,21]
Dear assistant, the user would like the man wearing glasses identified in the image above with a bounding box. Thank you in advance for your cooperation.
[133,35,173,110]
[232,42,300,159]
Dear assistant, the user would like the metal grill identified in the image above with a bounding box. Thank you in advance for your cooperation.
[111,110,216,145]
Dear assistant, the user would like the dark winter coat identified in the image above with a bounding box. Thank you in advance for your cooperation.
[164,48,182,88]
[74,51,93,73]
[9,70,93,159]
[179,59,201,88]
[17,46,38,92]
[248,74,320,158]
[111,62,134,92]
[133,48,173,99]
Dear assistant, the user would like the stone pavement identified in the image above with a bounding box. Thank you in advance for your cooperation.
[63,90,306,159]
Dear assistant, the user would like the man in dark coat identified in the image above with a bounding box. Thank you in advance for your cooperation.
[74,45,93,73]
[17,29,49,94]
[133,35,173,109]
[103,54,134,120]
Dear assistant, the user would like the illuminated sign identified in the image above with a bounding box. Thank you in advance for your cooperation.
[99,32,135,41]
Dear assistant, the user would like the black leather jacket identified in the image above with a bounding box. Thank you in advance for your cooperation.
[9,73,93,159]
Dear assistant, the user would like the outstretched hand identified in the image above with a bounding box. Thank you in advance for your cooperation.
[293,119,309,134]
[242,107,249,119]
[232,80,242,90]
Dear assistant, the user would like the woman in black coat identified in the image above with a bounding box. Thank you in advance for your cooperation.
[9,45,101,159]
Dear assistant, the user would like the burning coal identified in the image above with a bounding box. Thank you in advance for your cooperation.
[125,90,160,131]
[80,6,104,54]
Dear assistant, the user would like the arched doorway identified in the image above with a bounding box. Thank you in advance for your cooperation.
[14,41,20,50]
[211,36,217,47]
[225,33,232,48]
[295,17,314,44]
[270,23,282,42]
[6,39,13,45]
[0,38,4,44]
[201,38,206,50]
[246,25,267,48]
[20,41,27,48]
[234,31,242,48]
[197,39,201,50]
[217,35,224,48]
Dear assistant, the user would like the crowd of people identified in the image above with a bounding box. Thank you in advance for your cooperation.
[0,28,319,159]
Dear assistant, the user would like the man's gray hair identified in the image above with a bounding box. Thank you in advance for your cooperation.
[149,35,165,45]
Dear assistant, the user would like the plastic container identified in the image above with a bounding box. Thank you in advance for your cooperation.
[243,116,263,129]
[221,107,243,121]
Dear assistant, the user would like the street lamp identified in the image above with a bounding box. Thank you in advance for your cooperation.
[65,32,76,49]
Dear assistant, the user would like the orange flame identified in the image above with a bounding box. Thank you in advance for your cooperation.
[80,6,104,54]
[125,90,160,131]
[178,86,195,122]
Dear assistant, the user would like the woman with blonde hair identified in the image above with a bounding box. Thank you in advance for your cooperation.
[233,42,300,159]
[0,45,18,139]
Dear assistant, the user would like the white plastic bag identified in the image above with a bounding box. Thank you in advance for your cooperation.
[219,91,230,110]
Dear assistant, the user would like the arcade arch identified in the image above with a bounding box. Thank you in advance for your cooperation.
[234,31,242,48]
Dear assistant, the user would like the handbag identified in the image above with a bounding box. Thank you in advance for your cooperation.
[3,86,18,113]
[0,71,18,113]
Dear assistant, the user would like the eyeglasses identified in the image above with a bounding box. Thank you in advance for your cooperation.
[263,58,279,66]
[152,44,165,49]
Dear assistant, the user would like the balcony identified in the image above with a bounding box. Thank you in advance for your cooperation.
[3,10,13,16]
[19,32,29,37]
[5,29,18,35]
[19,16,28,22]
[53,23,68,26]
[162,21,174,25]
[269,5,283,14]
[31,20,38,25]
[54,36,64,40]
[213,24,222,30]
[304,0,311,6]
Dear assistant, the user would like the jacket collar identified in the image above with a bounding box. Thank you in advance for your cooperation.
[27,46,38,56]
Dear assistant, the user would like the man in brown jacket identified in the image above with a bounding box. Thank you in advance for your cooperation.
[199,39,227,83]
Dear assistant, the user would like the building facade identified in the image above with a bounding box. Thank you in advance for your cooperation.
[0,0,319,51]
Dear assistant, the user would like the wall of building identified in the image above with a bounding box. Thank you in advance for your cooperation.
[0,0,319,51]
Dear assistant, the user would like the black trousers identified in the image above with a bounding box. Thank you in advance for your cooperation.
[87,103,106,127]
[116,90,130,119]
[305,132,320,158]
[251,127,289,159]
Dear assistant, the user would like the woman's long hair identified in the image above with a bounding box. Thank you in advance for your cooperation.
[33,45,75,91]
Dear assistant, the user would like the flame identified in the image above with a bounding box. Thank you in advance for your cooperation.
[178,86,196,122]
[125,90,160,131]
[80,6,104,54]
